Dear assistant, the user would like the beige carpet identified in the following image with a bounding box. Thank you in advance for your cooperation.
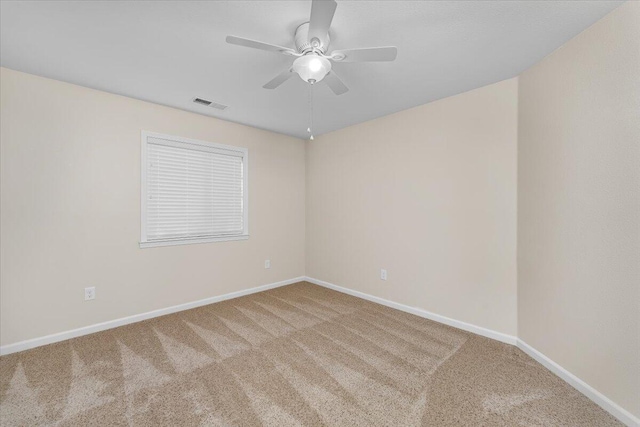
[0,282,622,426]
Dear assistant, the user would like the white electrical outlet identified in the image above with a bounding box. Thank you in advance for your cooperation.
[85,287,96,301]
[380,269,387,280]
[265,259,271,269]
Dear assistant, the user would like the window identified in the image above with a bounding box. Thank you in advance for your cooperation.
[140,131,248,248]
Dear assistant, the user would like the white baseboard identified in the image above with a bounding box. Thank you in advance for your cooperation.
[304,276,518,345]
[2,275,636,426]
[517,339,639,427]
[0,276,305,356]
[305,276,638,427]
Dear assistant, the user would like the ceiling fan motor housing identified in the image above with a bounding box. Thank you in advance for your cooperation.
[295,22,330,53]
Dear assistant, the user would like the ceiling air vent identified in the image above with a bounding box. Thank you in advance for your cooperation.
[192,97,228,111]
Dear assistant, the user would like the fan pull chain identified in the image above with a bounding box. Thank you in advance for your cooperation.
[308,83,314,140]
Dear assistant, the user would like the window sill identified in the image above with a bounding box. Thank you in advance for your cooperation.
[139,234,249,249]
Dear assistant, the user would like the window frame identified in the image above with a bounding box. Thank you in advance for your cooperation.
[139,130,249,249]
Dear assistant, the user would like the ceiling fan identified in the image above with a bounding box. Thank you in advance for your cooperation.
[226,0,397,95]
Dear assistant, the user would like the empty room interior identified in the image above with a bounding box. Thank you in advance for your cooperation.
[0,0,639,426]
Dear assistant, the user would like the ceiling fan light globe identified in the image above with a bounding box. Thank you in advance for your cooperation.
[309,57,322,72]
[293,55,331,83]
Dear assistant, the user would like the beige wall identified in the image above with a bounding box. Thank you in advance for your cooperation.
[306,78,519,336]
[518,1,640,418]
[0,67,306,346]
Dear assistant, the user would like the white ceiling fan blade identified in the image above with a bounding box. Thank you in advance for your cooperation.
[263,68,294,89]
[323,71,348,95]
[308,0,337,44]
[331,46,398,62]
[226,35,298,56]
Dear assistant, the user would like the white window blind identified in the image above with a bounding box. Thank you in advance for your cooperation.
[140,132,248,248]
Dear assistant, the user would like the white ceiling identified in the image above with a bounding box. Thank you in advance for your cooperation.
[1,1,623,139]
